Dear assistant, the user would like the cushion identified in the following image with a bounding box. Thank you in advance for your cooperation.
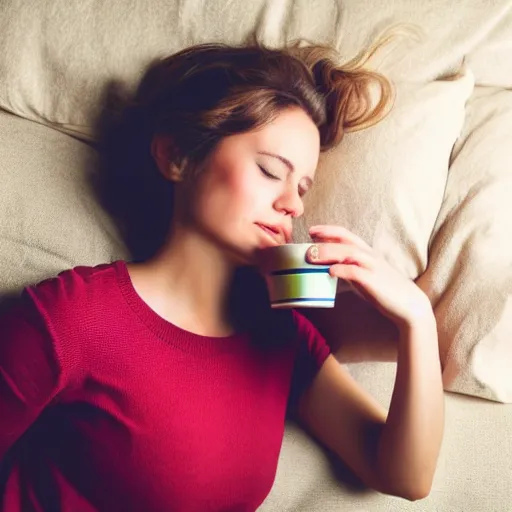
[0,0,509,136]
[294,72,474,363]
[0,111,127,297]
[466,7,512,88]
[293,72,474,280]
[415,86,512,403]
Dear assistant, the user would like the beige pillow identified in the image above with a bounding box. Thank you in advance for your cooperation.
[0,111,127,296]
[416,86,512,403]
[466,7,512,88]
[294,72,474,280]
[293,72,474,371]
[0,0,506,136]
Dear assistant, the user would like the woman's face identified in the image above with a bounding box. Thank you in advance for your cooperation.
[176,107,320,264]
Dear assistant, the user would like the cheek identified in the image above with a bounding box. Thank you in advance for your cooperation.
[216,165,258,207]
[229,173,275,220]
[230,175,259,207]
[195,165,255,221]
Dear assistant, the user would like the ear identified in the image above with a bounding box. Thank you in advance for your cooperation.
[151,135,186,182]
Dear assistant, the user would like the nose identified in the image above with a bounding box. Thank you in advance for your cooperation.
[274,187,304,218]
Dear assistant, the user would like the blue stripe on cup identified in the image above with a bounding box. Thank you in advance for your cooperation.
[270,267,330,276]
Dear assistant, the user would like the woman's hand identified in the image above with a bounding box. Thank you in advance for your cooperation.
[306,225,433,329]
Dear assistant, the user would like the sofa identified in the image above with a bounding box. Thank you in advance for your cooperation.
[1,1,511,511]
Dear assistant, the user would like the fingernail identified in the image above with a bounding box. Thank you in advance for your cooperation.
[307,244,320,261]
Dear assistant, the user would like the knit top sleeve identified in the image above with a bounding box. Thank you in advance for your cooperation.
[287,310,331,411]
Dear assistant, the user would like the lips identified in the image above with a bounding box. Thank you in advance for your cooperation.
[256,223,290,245]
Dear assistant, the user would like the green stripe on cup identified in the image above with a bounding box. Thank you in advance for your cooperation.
[264,271,337,302]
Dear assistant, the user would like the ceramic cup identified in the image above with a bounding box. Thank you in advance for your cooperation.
[256,243,338,308]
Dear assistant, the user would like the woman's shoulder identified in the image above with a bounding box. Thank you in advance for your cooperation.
[21,260,126,322]
[0,262,129,387]
[28,260,122,297]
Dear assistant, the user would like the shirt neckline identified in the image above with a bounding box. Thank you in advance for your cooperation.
[112,260,248,356]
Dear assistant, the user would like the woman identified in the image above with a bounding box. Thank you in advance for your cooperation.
[0,40,443,511]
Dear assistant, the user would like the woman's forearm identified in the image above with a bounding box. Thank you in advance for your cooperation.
[376,313,444,501]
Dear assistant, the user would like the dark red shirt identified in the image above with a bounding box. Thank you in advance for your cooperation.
[0,261,330,511]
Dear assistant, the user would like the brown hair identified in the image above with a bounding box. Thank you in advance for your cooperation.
[98,39,393,261]
[135,40,392,155]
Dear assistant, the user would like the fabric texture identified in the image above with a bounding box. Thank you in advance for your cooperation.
[0,111,127,295]
[0,0,511,136]
[416,86,512,402]
[0,261,330,512]
[294,72,474,281]
[260,363,512,512]
[292,72,475,367]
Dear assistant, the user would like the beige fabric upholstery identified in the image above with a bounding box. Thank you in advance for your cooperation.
[0,0,511,136]
[416,87,512,402]
[0,111,127,295]
[260,363,512,511]
[294,73,474,281]
[297,78,512,404]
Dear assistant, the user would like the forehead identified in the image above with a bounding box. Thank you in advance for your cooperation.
[247,107,321,178]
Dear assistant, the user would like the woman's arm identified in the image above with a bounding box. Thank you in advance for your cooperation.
[296,225,444,501]
[377,314,443,498]
[298,312,443,501]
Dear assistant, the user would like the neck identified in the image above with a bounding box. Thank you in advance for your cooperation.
[135,223,237,336]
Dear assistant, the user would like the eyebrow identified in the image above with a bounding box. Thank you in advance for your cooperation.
[257,151,295,172]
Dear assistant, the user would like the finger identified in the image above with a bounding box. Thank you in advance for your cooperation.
[329,264,379,307]
[309,225,370,250]
[329,264,369,301]
[309,225,372,252]
[306,243,374,270]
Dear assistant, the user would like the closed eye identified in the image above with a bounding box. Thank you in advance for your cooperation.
[258,165,280,180]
